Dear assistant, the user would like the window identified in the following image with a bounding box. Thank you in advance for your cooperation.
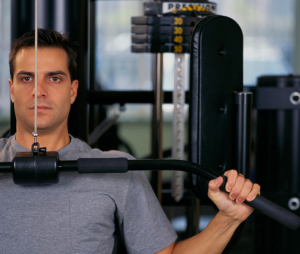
[214,0,296,85]
[0,0,11,133]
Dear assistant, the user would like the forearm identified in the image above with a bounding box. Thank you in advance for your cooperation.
[172,212,241,254]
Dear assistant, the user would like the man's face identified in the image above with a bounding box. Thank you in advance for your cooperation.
[9,47,78,134]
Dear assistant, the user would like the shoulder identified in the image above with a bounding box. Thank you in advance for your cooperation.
[0,137,11,158]
[99,150,135,160]
[59,135,135,161]
[0,135,26,162]
[0,137,11,150]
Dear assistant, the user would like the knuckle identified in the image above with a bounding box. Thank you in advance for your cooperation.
[230,169,238,175]
[229,181,236,186]
[254,183,261,190]
[238,173,245,178]
[231,188,240,197]
[233,192,240,198]
[250,191,258,198]
[237,175,245,184]
[226,169,237,177]
[245,179,253,188]
[238,194,247,200]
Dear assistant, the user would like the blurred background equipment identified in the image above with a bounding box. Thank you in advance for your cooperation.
[245,75,300,253]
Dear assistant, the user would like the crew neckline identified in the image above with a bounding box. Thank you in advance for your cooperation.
[10,134,75,154]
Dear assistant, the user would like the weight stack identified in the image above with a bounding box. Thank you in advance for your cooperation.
[131,0,217,53]
[254,75,300,254]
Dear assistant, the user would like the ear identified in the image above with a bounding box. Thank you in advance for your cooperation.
[9,78,14,103]
[70,80,78,104]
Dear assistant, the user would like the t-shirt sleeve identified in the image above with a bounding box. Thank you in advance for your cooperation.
[119,171,178,254]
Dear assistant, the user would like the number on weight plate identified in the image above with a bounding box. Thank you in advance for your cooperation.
[174,17,183,25]
[174,45,183,53]
[174,27,183,34]
[173,36,183,43]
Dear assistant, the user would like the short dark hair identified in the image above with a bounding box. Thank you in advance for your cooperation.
[9,28,77,82]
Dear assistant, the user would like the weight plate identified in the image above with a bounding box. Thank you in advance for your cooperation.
[131,44,190,53]
[131,25,194,35]
[132,16,201,26]
[132,34,191,44]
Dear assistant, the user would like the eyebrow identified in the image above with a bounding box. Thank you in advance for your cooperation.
[47,71,67,77]
[16,70,68,77]
[16,71,34,77]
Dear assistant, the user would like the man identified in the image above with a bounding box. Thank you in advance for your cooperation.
[0,29,260,254]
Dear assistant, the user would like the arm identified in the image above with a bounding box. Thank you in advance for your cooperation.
[156,170,261,254]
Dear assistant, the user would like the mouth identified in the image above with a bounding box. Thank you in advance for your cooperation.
[29,106,51,111]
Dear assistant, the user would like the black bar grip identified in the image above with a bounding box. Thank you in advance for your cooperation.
[220,175,300,230]
[77,158,128,174]
[0,162,12,173]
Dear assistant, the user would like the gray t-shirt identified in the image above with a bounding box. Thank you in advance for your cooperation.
[0,135,177,254]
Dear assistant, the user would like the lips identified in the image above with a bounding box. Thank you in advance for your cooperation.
[29,105,51,110]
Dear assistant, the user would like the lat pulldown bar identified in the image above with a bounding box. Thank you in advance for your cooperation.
[0,156,299,230]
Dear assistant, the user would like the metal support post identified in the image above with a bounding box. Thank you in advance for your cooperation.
[172,53,185,202]
[234,92,253,177]
[151,53,163,203]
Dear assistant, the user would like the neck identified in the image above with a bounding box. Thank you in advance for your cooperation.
[15,124,70,151]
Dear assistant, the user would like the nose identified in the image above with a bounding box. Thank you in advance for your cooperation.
[31,77,48,98]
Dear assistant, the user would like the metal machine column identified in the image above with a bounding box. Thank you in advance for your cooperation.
[253,75,300,254]
[172,53,186,202]
[151,53,164,202]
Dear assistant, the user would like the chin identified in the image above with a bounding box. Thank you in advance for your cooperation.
[36,124,53,130]
[34,120,53,129]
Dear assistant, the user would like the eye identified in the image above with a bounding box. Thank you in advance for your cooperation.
[22,76,32,82]
[50,77,61,82]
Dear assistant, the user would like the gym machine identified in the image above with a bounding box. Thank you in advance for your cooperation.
[245,75,300,253]
[130,1,218,225]
[5,0,300,253]
[130,1,249,250]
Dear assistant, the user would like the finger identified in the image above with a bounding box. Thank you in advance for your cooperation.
[224,170,238,192]
[246,183,261,202]
[229,173,245,201]
[208,176,223,193]
[236,179,253,203]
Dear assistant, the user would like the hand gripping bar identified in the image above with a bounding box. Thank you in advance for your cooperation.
[1,157,300,230]
[74,158,300,230]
